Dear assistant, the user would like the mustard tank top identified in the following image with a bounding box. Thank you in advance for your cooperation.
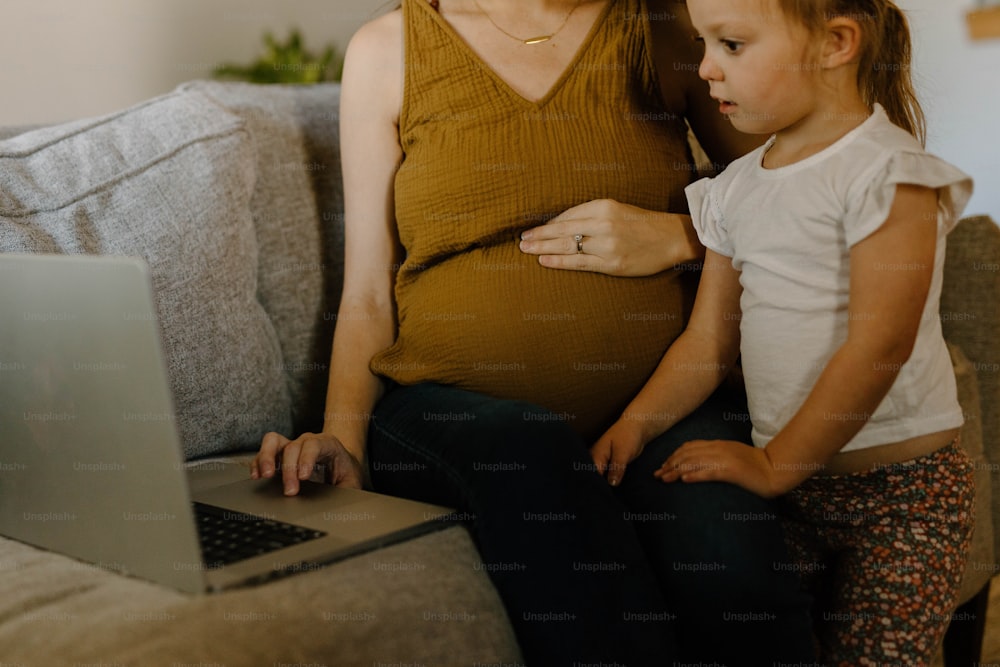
[371,0,698,440]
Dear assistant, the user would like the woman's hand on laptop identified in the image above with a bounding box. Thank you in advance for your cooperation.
[252,432,366,495]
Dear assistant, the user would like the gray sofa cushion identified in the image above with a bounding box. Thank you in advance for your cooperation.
[179,81,345,435]
[948,342,995,601]
[943,216,1000,565]
[0,88,293,459]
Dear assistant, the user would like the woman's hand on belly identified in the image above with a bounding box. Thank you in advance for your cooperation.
[518,199,704,277]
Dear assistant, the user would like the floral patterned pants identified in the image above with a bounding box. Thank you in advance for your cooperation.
[779,440,975,667]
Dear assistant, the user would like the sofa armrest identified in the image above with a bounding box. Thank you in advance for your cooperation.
[941,215,1000,568]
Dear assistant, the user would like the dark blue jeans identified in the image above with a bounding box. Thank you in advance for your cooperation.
[615,386,817,665]
[368,383,815,666]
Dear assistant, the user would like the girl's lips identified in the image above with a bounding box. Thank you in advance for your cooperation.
[711,95,737,114]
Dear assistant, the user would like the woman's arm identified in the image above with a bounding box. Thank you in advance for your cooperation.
[659,185,939,497]
[518,2,761,277]
[252,11,405,495]
[591,247,743,484]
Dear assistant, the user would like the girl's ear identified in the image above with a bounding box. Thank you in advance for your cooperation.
[822,16,863,69]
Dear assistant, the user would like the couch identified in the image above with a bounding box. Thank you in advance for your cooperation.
[0,81,996,666]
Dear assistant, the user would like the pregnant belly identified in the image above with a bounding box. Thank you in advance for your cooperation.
[371,242,694,440]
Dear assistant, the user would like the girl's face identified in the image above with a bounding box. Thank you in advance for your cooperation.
[686,0,822,137]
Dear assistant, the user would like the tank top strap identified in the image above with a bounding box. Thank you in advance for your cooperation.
[400,0,503,133]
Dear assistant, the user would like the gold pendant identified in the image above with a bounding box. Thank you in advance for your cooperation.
[523,35,552,45]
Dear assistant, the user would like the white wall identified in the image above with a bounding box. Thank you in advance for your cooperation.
[0,0,387,126]
[0,0,997,218]
[905,1,1000,218]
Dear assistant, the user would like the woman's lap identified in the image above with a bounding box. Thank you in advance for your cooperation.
[368,383,673,665]
[368,382,815,665]
[619,387,816,663]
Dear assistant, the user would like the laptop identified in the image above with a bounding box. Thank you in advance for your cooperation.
[0,253,453,594]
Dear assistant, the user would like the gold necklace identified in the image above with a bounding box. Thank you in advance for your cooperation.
[472,0,584,45]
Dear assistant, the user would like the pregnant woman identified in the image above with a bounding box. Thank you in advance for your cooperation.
[254,1,815,663]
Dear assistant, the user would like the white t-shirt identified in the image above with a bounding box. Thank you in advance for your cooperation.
[686,105,973,452]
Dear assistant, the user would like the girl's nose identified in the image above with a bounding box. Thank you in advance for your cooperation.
[699,53,722,82]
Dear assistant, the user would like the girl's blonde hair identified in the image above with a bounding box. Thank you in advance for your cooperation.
[778,0,926,145]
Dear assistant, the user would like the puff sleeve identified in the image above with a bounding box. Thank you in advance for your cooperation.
[844,150,973,248]
[685,176,735,258]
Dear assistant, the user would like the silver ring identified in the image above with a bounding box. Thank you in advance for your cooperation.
[574,234,584,254]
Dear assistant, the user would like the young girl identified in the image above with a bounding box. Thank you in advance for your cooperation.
[591,0,975,663]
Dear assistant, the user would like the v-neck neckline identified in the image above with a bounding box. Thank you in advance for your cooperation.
[415,0,615,109]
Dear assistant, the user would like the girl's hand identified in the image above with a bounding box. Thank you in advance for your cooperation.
[252,431,366,495]
[655,439,787,498]
[591,420,647,486]
[518,199,702,277]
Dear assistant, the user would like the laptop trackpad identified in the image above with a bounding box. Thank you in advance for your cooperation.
[192,478,368,521]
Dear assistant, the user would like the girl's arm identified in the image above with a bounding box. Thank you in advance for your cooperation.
[659,184,939,497]
[591,247,743,485]
[252,11,404,495]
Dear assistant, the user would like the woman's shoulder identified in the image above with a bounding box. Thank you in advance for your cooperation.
[341,7,404,118]
[347,7,403,55]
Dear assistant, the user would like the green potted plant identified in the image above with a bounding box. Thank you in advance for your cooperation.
[213,29,342,84]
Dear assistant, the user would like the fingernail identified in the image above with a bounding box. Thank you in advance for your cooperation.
[284,483,296,495]
[520,230,531,240]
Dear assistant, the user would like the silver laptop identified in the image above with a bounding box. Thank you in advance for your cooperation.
[0,253,453,594]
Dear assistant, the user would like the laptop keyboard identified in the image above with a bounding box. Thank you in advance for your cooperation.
[193,502,327,566]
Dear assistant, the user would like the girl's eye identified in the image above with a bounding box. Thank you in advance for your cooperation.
[721,39,742,53]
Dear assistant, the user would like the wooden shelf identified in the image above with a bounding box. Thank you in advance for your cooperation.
[967,6,1000,40]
